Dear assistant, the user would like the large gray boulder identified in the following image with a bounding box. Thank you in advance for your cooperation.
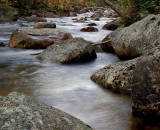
[9,28,73,49]
[0,92,92,130]
[102,14,160,60]
[131,46,160,117]
[90,58,139,92]
[36,37,97,64]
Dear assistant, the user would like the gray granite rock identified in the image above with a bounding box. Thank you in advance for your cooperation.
[90,58,139,92]
[0,92,93,130]
[103,14,160,60]
[36,37,97,64]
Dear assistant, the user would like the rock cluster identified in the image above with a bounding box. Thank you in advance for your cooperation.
[91,14,160,117]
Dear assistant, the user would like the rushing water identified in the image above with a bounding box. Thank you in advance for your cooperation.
[0,13,160,130]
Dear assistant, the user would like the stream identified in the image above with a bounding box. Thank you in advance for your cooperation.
[0,12,160,130]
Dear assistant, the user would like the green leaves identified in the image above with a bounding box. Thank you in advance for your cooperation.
[141,0,160,13]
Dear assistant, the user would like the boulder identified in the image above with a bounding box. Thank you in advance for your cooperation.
[34,22,56,29]
[90,58,139,92]
[80,27,98,32]
[0,92,93,130]
[9,28,73,49]
[36,37,97,64]
[102,21,119,31]
[28,15,47,22]
[132,46,160,117]
[104,14,160,60]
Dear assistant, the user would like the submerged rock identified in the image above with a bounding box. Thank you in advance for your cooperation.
[0,92,93,130]
[90,58,138,92]
[9,28,72,49]
[103,14,160,60]
[36,37,97,64]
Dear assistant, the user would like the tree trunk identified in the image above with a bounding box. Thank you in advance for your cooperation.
[6,0,8,5]
[103,0,139,25]
[103,0,125,18]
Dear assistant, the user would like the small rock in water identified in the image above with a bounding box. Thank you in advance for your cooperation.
[80,27,98,32]
[0,41,6,47]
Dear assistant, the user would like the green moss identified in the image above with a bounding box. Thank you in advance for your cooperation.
[0,3,14,11]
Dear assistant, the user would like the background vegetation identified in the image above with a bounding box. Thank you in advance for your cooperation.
[0,0,160,24]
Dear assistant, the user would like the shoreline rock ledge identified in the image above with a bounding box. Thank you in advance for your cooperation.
[0,92,93,130]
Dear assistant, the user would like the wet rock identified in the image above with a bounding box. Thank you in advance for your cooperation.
[87,23,97,26]
[80,27,98,32]
[102,22,119,31]
[28,15,47,22]
[36,37,97,64]
[0,92,93,130]
[132,47,160,117]
[104,14,160,60]
[93,18,100,21]
[34,22,56,29]
[9,28,73,49]
[102,18,122,31]
[17,38,55,49]
[101,36,115,53]
[90,58,138,92]
[0,41,6,47]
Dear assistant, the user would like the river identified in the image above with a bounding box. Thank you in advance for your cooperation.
[0,12,160,130]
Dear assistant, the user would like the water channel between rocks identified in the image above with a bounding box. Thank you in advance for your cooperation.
[0,12,160,130]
